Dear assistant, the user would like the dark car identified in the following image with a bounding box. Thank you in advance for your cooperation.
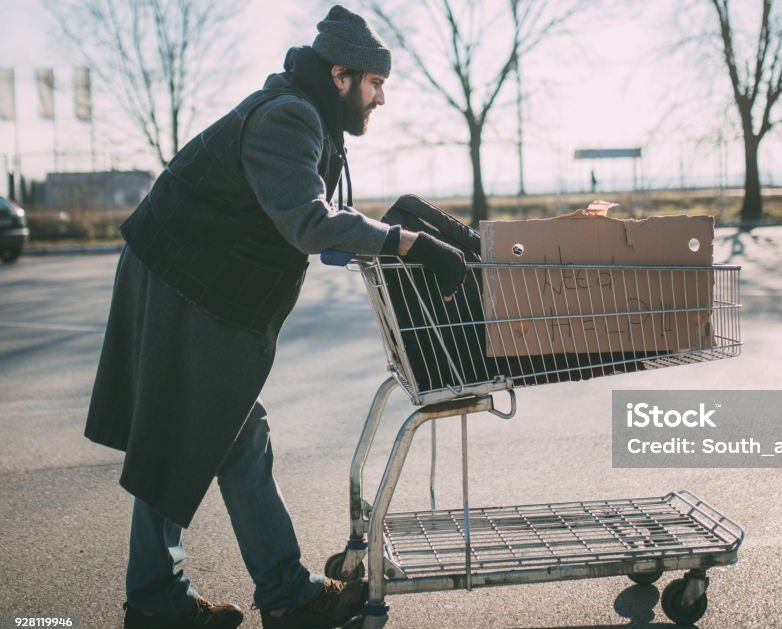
[0,196,30,263]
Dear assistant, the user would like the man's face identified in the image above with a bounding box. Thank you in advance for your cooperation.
[341,72,385,136]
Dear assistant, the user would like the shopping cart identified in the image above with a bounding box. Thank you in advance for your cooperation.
[322,255,744,628]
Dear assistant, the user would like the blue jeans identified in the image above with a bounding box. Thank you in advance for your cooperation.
[126,401,323,615]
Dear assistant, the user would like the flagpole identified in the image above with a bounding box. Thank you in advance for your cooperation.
[52,118,58,172]
[14,111,20,199]
[73,67,94,171]
[0,67,19,199]
[52,69,58,172]
[4,156,11,201]
[90,120,96,171]
[36,68,57,173]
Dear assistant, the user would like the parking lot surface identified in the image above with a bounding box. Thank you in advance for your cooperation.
[1,228,781,628]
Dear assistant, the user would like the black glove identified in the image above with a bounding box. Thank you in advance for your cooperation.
[403,232,466,299]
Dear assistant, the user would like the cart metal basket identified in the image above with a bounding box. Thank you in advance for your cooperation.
[326,256,744,629]
[357,259,741,406]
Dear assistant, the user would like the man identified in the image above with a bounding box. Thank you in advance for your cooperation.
[85,5,465,629]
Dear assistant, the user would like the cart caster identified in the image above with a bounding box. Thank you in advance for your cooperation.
[325,551,366,581]
[628,568,664,585]
[350,604,388,629]
[339,615,367,629]
[661,577,708,625]
[344,617,387,629]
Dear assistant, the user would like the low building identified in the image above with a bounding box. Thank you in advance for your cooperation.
[44,170,154,208]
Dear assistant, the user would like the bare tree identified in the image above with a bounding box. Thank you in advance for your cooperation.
[47,0,242,166]
[708,0,782,226]
[355,0,586,224]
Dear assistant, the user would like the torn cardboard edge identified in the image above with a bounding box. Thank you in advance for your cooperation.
[481,214,714,266]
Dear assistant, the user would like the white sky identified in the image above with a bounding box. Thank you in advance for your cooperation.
[0,0,780,199]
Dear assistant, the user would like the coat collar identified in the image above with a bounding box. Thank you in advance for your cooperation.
[283,46,345,150]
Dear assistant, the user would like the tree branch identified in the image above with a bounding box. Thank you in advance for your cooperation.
[131,1,166,164]
[711,0,749,112]
[759,27,782,138]
[443,0,474,116]
[481,1,578,125]
[44,0,243,166]
[750,0,772,105]
[367,2,465,113]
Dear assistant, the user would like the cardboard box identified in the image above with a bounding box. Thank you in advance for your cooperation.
[480,214,714,358]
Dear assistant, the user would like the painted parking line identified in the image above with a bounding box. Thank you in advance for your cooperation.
[0,320,105,333]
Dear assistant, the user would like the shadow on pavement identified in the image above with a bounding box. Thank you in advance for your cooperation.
[485,584,698,629]
[715,227,780,267]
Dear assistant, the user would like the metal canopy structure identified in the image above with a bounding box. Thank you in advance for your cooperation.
[574,147,643,191]
[574,148,642,159]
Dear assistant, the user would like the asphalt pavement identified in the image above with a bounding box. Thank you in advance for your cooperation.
[1,227,781,629]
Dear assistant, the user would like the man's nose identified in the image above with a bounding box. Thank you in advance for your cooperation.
[375,87,385,106]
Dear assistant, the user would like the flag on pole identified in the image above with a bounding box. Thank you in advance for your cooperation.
[0,68,15,121]
[35,68,55,120]
[73,66,91,122]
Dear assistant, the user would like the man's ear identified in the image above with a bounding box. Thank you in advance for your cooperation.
[331,65,351,96]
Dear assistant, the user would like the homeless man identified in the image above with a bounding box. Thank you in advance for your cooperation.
[85,5,465,629]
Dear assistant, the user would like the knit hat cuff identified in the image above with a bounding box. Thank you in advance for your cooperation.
[313,35,391,76]
[312,5,392,77]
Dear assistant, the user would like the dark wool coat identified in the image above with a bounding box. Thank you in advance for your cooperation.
[118,48,388,334]
[86,247,291,527]
[84,48,390,527]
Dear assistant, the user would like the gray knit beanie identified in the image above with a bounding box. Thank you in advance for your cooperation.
[312,5,392,77]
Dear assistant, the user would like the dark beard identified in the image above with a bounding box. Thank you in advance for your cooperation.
[342,79,373,136]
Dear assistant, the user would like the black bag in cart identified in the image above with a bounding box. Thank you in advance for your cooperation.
[380,195,647,396]
[380,195,486,393]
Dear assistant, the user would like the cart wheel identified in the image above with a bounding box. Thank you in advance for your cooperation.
[339,615,365,629]
[661,578,708,625]
[325,551,365,581]
[629,569,664,585]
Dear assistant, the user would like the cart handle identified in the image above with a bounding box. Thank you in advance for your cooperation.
[489,390,516,420]
[320,249,354,266]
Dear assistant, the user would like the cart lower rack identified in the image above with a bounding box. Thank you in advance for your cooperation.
[325,257,744,628]
[382,491,742,588]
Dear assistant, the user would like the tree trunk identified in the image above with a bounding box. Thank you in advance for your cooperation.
[468,119,488,227]
[171,102,179,159]
[740,131,762,229]
[515,58,525,196]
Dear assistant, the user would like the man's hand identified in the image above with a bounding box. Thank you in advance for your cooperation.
[403,232,466,301]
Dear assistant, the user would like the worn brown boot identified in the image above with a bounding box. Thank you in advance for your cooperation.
[123,596,244,629]
[260,578,367,629]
